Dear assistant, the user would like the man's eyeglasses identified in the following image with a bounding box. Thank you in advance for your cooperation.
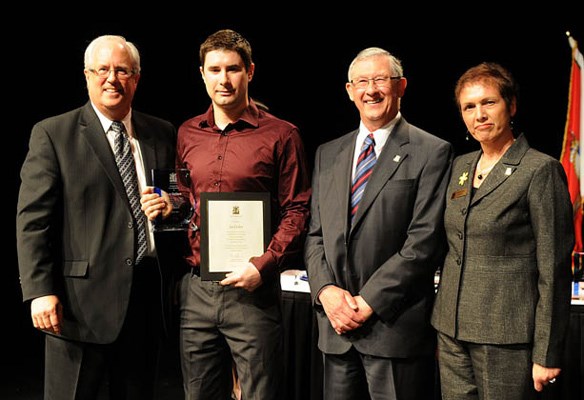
[88,67,136,80]
[350,76,402,89]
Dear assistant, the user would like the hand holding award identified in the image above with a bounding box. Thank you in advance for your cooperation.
[151,168,194,232]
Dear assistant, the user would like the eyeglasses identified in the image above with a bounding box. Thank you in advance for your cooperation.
[350,76,402,89]
[88,67,136,80]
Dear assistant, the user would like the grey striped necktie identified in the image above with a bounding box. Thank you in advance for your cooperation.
[111,121,147,264]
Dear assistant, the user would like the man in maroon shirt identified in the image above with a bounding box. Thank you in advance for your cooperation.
[145,29,311,399]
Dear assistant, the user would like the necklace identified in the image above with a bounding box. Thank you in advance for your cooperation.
[476,138,514,180]
[476,158,497,180]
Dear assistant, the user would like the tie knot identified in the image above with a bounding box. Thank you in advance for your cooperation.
[363,134,375,148]
[110,121,125,134]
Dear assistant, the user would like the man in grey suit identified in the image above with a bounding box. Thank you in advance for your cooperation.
[304,47,453,399]
[16,35,176,399]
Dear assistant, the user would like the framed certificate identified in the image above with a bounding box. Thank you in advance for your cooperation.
[200,192,271,281]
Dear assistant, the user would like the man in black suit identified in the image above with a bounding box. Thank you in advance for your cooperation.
[16,35,176,400]
[304,47,453,399]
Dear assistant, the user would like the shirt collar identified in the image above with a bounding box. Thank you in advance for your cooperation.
[356,112,401,153]
[198,99,260,131]
[91,102,133,136]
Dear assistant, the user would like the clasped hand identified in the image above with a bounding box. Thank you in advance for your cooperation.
[319,286,373,335]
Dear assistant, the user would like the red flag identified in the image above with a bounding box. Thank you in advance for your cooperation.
[560,35,583,269]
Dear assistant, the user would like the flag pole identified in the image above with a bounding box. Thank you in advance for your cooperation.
[567,31,578,52]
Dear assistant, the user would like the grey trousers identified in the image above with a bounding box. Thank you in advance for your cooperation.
[437,332,535,400]
[179,272,284,400]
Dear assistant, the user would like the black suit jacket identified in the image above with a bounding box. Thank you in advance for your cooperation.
[16,102,177,344]
[305,118,453,357]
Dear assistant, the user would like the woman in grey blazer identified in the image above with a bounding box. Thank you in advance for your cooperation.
[431,62,574,400]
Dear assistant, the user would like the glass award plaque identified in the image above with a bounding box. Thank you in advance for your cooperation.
[151,168,194,232]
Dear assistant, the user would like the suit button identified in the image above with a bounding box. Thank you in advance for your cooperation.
[461,207,467,215]
[457,232,463,240]
[456,258,461,265]
[125,258,133,266]
[127,221,133,229]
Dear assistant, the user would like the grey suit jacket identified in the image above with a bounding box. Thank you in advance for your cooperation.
[16,102,177,344]
[431,134,574,366]
[305,117,453,357]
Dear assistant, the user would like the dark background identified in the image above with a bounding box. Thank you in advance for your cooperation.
[5,12,582,397]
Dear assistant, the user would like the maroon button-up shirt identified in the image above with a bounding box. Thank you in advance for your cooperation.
[177,101,311,279]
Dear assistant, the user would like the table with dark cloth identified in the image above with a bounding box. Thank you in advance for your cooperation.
[281,290,323,400]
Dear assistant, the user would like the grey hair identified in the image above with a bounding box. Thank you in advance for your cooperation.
[347,47,403,82]
[84,35,141,73]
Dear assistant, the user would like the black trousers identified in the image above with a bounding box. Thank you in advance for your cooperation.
[44,259,162,400]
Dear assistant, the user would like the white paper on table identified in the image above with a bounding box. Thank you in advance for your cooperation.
[280,269,311,293]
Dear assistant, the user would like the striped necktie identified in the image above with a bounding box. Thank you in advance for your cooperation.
[350,134,376,225]
[111,121,147,264]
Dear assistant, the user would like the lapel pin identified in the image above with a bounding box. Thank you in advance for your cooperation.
[458,172,469,186]
[505,168,512,176]
[393,155,401,162]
